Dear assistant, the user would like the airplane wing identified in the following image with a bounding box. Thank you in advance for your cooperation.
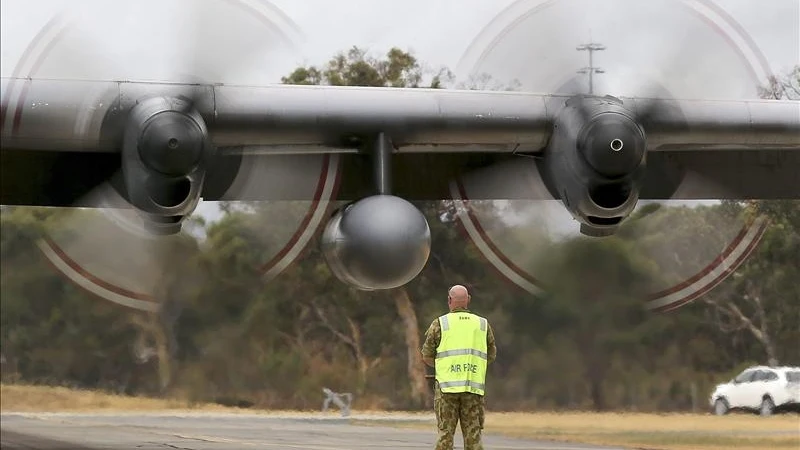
[2,77,799,207]
[2,77,798,301]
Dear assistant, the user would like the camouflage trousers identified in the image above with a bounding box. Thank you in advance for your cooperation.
[433,383,485,450]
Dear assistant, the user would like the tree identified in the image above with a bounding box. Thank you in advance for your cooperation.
[310,294,386,396]
[280,47,531,407]
[533,237,657,411]
[282,46,452,89]
[281,46,445,407]
[701,200,800,367]
[758,65,800,100]
[0,207,154,393]
[695,72,800,367]
[454,72,522,91]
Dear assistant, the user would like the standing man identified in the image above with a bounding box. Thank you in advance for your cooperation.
[420,285,496,450]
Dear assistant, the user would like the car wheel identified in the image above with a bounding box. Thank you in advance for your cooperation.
[713,398,729,416]
[759,397,775,416]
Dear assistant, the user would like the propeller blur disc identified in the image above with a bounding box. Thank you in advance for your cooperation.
[451,0,776,311]
[6,0,346,311]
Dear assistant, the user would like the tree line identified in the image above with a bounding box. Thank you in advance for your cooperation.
[1,48,798,413]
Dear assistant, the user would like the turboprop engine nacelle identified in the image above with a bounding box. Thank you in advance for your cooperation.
[121,96,215,235]
[542,95,648,237]
[321,195,431,291]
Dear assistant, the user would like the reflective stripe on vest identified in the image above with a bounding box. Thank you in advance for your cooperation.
[435,311,488,396]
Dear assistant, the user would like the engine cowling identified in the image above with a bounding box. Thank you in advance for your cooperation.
[120,96,215,235]
[542,95,647,237]
[321,195,431,290]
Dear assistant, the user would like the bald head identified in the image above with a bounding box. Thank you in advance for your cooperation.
[448,284,470,310]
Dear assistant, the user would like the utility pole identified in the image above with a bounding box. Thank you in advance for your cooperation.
[576,42,605,94]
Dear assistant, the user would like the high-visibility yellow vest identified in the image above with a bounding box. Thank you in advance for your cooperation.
[435,311,488,396]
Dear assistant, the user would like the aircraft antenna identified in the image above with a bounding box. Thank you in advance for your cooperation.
[576,42,606,94]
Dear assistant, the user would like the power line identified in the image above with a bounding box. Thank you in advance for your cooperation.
[576,42,605,94]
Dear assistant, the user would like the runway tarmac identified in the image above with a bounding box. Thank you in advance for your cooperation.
[0,412,624,450]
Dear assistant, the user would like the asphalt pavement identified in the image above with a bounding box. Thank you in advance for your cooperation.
[0,412,624,450]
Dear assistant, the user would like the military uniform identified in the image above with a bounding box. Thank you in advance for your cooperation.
[421,307,496,450]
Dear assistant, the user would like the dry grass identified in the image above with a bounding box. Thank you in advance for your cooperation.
[0,383,234,412]
[372,411,800,450]
[482,411,800,450]
[0,383,419,417]
[355,411,799,450]
[3,384,798,450]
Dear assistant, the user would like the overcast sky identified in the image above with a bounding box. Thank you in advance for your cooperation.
[2,0,797,82]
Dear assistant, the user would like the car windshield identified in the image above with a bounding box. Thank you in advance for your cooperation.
[786,371,800,383]
[734,371,753,383]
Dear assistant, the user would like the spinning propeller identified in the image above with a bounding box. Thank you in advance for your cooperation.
[16,0,339,311]
[451,0,771,311]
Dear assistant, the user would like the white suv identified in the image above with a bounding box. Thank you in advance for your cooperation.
[710,365,800,416]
